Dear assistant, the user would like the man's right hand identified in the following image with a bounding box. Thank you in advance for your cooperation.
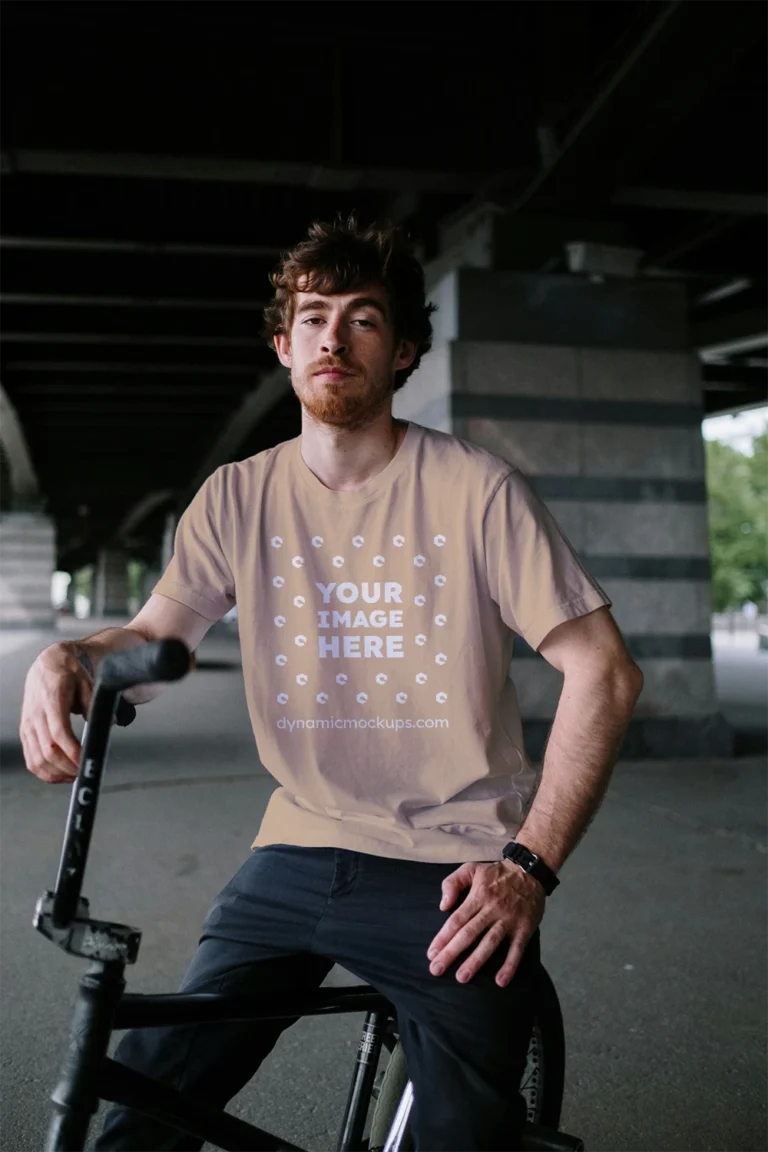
[20,643,92,784]
[19,594,216,784]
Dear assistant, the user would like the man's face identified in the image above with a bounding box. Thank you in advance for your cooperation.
[274,285,416,431]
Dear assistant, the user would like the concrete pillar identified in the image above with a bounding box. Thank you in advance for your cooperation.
[0,444,14,513]
[62,576,77,616]
[92,548,129,618]
[161,510,177,572]
[0,511,56,629]
[132,513,176,611]
[141,567,161,607]
[395,264,731,758]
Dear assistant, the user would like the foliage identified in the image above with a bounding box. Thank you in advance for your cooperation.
[127,559,146,602]
[72,565,93,599]
[705,432,768,612]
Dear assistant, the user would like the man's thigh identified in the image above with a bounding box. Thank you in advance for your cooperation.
[195,843,338,961]
[94,846,339,1150]
[313,852,540,1151]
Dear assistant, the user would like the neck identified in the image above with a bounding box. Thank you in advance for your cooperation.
[300,415,407,492]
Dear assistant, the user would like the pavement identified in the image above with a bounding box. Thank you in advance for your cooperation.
[0,621,765,1152]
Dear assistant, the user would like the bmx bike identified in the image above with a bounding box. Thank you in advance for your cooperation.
[33,638,585,1152]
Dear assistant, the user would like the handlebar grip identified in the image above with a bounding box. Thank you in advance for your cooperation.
[115,697,137,727]
[99,639,191,691]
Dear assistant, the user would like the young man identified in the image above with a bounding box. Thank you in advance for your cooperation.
[21,215,643,1151]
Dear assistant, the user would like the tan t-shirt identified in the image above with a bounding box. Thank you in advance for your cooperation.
[153,420,611,863]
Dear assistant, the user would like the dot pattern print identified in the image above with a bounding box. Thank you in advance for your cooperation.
[270,533,449,709]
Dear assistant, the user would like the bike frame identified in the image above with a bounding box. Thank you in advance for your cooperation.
[34,643,584,1152]
[43,954,402,1151]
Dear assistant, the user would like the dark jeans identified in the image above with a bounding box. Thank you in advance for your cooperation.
[95,844,540,1152]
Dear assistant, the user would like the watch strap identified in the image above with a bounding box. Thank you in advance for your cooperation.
[502,840,560,895]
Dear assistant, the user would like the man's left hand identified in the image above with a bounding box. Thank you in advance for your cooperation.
[426,860,546,988]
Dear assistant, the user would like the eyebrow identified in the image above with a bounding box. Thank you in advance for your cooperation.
[295,296,388,319]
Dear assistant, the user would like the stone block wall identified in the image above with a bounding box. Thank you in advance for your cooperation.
[394,269,729,758]
[0,512,55,629]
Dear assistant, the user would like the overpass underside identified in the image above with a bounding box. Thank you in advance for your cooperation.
[1,0,766,760]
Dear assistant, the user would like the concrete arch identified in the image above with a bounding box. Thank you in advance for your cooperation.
[0,435,11,509]
[0,382,40,505]
[115,489,175,544]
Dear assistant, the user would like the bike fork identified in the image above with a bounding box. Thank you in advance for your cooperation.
[45,959,126,1152]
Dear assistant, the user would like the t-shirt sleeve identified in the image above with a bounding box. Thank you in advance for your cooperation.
[152,467,236,622]
[483,469,612,651]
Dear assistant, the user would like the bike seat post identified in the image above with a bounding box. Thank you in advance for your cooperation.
[336,1009,391,1152]
[45,959,127,1152]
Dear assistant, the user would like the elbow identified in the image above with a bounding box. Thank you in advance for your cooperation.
[580,657,644,706]
[619,659,644,707]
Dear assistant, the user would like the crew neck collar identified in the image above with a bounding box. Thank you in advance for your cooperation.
[294,421,419,505]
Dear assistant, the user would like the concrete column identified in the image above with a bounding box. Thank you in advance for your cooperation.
[62,577,77,616]
[395,264,731,758]
[0,511,56,629]
[133,513,176,610]
[161,510,177,572]
[141,567,161,607]
[92,548,130,618]
[0,449,11,514]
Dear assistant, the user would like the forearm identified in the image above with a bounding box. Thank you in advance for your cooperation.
[515,667,642,874]
[60,625,164,704]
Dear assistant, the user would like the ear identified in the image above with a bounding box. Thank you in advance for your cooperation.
[394,338,417,373]
[274,332,292,369]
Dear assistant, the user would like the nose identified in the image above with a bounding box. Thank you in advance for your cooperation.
[320,319,348,357]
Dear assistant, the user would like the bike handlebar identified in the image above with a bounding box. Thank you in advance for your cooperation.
[100,639,191,692]
[50,639,192,930]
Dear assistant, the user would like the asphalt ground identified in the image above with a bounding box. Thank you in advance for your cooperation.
[1,623,765,1152]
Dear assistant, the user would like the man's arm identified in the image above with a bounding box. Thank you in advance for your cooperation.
[66,593,214,705]
[21,594,215,783]
[424,606,642,988]
[512,606,644,874]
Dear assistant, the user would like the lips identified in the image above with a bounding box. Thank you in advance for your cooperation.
[314,368,353,377]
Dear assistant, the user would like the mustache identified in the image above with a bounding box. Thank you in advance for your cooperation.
[311,361,357,375]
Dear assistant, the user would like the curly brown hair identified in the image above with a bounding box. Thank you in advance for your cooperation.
[261,213,437,394]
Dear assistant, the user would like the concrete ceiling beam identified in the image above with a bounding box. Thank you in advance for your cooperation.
[613,188,767,216]
[480,1,766,212]
[0,148,511,195]
[0,236,284,258]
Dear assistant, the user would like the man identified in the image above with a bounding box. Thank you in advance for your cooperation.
[21,214,643,1151]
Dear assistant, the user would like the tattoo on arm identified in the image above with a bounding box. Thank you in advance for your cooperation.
[71,644,94,680]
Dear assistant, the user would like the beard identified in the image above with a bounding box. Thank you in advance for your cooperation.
[292,366,395,432]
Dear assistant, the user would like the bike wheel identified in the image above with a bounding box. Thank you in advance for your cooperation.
[368,964,566,1151]
[368,1040,413,1152]
[522,964,565,1130]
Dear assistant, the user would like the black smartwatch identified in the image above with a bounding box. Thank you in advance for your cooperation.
[501,841,560,896]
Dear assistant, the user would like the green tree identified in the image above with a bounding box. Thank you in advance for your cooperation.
[746,431,768,605]
[705,433,768,612]
[72,565,94,601]
[127,559,146,603]
[747,431,768,505]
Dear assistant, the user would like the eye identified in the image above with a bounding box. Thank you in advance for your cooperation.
[353,319,376,328]
[302,317,323,325]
